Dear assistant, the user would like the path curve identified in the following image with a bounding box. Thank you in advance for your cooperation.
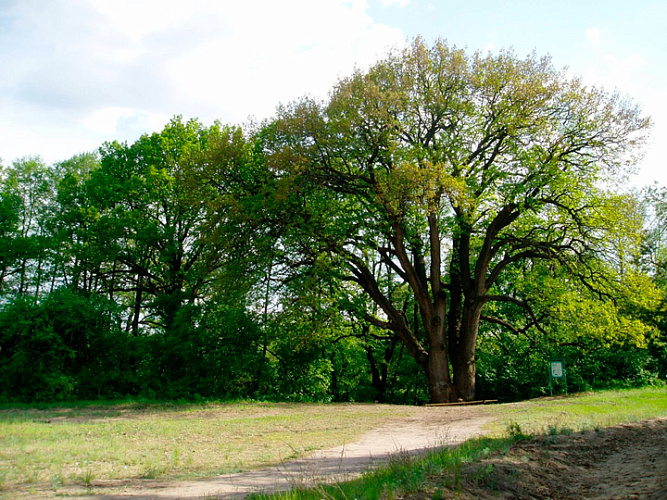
[79,407,495,499]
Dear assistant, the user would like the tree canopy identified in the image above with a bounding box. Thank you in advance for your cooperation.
[262,38,651,402]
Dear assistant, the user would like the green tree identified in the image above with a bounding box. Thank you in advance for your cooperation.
[263,39,650,402]
[0,287,128,401]
[642,186,667,284]
[0,181,20,293]
[74,117,254,335]
[639,186,667,379]
[475,249,662,401]
[49,152,102,293]
[0,157,56,298]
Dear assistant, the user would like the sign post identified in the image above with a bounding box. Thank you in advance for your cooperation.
[548,360,567,396]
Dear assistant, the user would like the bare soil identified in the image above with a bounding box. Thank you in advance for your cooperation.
[410,417,667,500]
[10,407,667,499]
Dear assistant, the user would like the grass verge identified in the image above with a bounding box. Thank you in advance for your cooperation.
[250,386,667,500]
[493,386,667,434]
[0,400,415,491]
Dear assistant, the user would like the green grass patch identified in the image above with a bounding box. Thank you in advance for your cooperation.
[492,386,667,436]
[0,400,415,490]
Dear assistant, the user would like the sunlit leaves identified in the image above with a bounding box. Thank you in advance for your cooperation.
[375,160,468,217]
[70,117,257,333]
[264,38,652,401]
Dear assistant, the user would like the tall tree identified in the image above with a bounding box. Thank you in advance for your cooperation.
[0,177,20,293]
[49,152,102,293]
[71,117,255,335]
[639,186,667,378]
[263,39,650,402]
[0,157,56,298]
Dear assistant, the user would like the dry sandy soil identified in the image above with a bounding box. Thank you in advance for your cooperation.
[16,407,667,499]
[423,417,667,500]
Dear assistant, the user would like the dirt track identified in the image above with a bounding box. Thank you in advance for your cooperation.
[18,407,667,499]
[68,405,493,499]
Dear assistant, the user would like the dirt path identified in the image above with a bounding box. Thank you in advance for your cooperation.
[71,406,494,499]
[10,405,666,499]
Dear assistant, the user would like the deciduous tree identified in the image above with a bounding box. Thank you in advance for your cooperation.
[75,117,254,334]
[264,39,650,402]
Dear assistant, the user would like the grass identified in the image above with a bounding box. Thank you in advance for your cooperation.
[492,386,667,435]
[1,387,665,499]
[250,386,667,500]
[0,400,416,492]
[249,435,518,500]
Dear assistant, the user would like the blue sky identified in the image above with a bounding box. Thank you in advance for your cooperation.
[1,0,665,187]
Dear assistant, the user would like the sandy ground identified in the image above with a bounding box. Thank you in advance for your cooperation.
[409,417,667,500]
[405,419,667,500]
[12,408,667,499]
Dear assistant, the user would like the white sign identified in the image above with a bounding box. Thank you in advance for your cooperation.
[550,361,564,378]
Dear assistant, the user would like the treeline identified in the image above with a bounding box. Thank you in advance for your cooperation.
[1,40,666,404]
[0,123,422,403]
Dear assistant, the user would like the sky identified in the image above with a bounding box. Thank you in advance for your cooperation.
[1,0,665,187]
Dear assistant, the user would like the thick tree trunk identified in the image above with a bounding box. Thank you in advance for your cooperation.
[426,344,456,403]
[450,301,482,401]
[424,300,457,403]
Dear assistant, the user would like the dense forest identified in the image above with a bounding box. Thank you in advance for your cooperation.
[1,40,666,404]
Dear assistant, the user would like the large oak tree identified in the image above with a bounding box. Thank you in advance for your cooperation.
[263,39,650,403]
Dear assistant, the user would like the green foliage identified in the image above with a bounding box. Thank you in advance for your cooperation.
[61,117,258,336]
[0,187,21,283]
[639,186,667,380]
[0,287,266,402]
[476,332,662,402]
[262,37,652,402]
[0,156,57,298]
[0,288,129,401]
[141,301,265,399]
[475,257,664,401]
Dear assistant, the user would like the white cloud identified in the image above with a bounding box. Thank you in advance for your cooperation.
[166,1,405,122]
[583,51,647,96]
[482,42,496,53]
[579,41,661,187]
[630,87,667,186]
[89,0,196,43]
[82,107,167,138]
[604,53,646,79]
[382,0,411,7]
[586,27,601,49]
[0,0,406,164]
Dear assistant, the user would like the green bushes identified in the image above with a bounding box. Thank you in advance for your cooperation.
[475,331,664,402]
[0,288,265,402]
[0,288,128,401]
